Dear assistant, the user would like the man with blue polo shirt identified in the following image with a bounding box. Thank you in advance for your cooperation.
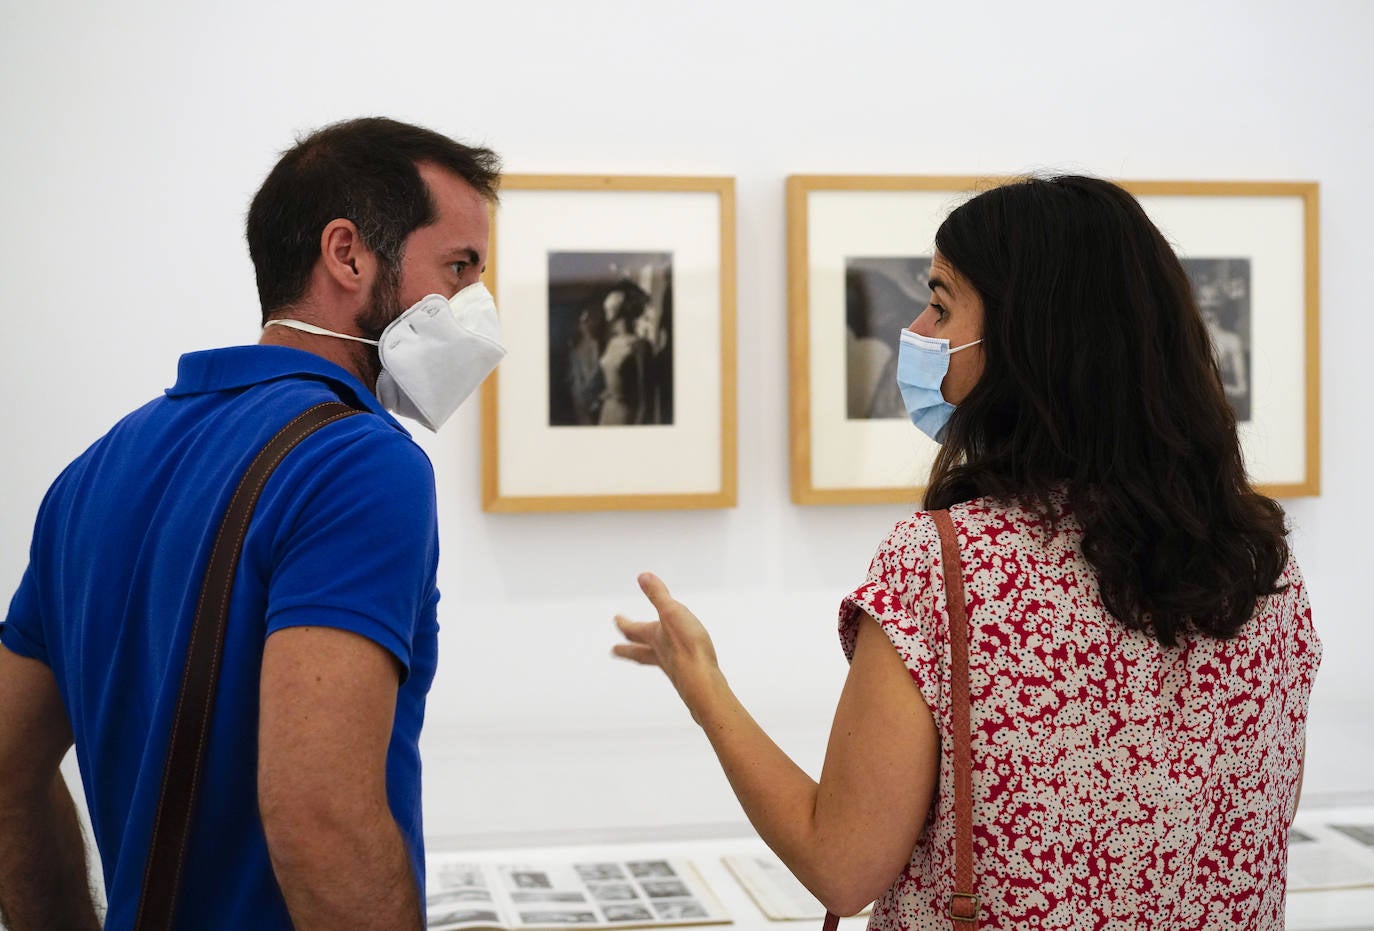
[0,118,503,930]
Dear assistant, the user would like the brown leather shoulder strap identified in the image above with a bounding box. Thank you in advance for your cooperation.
[821,511,979,931]
[932,509,979,928]
[135,400,360,930]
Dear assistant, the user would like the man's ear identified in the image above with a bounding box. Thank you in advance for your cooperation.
[319,218,375,296]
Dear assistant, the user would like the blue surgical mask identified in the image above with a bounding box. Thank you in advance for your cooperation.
[895,329,983,443]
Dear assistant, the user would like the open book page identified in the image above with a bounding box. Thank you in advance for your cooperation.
[721,854,871,921]
[427,856,731,930]
[427,860,506,930]
[1288,824,1374,893]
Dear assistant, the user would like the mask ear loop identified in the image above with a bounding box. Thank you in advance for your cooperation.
[262,319,381,346]
[949,338,984,355]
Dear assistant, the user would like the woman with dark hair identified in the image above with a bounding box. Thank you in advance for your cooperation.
[614,176,1319,929]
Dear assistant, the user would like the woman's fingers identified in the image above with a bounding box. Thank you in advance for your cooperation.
[637,572,676,614]
[611,642,660,666]
[614,616,665,667]
[614,615,658,643]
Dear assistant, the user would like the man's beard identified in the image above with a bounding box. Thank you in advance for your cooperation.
[356,261,405,340]
[352,261,404,386]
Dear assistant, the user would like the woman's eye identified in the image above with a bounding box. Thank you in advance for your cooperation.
[931,302,947,322]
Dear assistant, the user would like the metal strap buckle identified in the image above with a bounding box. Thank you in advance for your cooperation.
[947,892,980,922]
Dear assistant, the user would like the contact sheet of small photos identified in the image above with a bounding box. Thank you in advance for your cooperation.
[425,857,731,931]
[787,175,1320,504]
[481,175,737,513]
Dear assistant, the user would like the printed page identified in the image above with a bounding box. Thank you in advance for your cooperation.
[426,855,730,930]
[500,858,730,929]
[722,854,870,921]
[497,862,604,927]
[1287,824,1374,893]
[426,860,509,931]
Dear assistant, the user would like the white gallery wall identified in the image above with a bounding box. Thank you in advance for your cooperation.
[2,0,1371,851]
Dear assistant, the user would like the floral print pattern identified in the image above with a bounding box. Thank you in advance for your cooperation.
[839,494,1319,930]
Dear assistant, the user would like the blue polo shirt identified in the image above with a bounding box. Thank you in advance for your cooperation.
[2,346,440,929]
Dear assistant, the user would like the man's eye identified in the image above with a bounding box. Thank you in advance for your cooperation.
[450,262,469,276]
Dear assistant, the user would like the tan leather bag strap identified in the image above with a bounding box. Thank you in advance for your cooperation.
[821,509,978,931]
[933,508,979,927]
[134,400,360,930]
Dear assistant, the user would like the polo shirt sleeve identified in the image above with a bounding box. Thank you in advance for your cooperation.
[2,563,49,664]
[263,428,438,681]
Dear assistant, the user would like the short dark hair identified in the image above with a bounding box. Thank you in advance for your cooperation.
[925,175,1289,646]
[246,117,501,322]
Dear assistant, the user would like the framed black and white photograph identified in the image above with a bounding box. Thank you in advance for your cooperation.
[787,175,985,505]
[1126,181,1320,497]
[546,250,674,428]
[482,176,736,512]
[787,176,1320,504]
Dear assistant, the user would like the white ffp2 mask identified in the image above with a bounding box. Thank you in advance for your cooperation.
[263,282,507,432]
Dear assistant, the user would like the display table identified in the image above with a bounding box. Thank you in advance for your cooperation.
[431,807,1374,931]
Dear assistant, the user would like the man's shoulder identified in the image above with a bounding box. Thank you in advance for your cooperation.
[295,407,435,488]
[51,371,430,518]
[252,387,438,526]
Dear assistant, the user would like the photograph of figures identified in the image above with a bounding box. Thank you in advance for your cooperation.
[1183,257,1253,423]
[788,175,981,505]
[845,254,1259,428]
[845,255,933,422]
[1128,180,1319,496]
[789,176,1319,505]
[482,175,736,513]
[547,251,674,429]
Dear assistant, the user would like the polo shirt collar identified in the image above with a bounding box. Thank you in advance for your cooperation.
[166,345,408,434]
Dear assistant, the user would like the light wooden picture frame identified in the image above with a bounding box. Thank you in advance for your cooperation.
[1125,180,1320,499]
[787,175,1320,505]
[481,175,737,513]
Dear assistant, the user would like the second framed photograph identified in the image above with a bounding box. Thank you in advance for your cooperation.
[787,175,1319,505]
[481,175,736,512]
[787,175,984,506]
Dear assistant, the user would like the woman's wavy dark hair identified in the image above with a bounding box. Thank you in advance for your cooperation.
[925,175,1289,646]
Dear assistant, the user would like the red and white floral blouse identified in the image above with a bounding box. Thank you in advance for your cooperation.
[840,493,1320,930]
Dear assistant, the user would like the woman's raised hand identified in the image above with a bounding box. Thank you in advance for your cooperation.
[612,572,723,721]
